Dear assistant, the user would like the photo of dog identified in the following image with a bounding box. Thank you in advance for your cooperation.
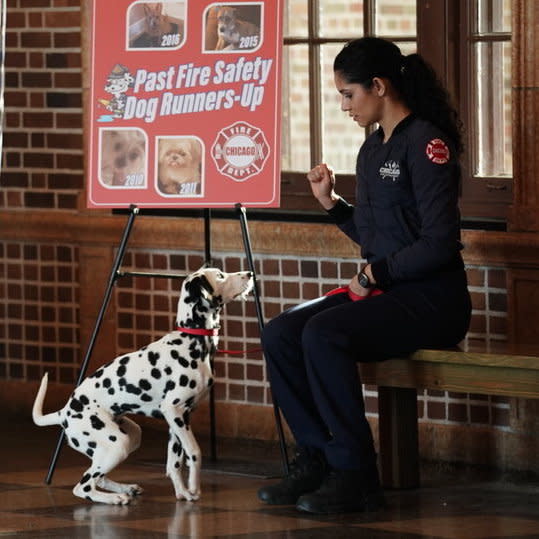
[128,2,185,49]
[205,4,262,52]
[157,137,203,196]
[100,129,146,187]
[32,268,254,504]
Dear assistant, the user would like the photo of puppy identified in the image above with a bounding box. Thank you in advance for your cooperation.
[100,129,147,188]
[157,137,203,196]
[212,5,261,51]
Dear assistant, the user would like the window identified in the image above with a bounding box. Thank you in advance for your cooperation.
[279,0,512,221]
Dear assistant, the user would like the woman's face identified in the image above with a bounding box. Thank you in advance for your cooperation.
[334,71,382,128]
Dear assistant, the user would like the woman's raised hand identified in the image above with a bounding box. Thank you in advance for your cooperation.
[307,164,338,210]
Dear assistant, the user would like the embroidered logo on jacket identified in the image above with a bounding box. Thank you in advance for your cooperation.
[379,160,401,182]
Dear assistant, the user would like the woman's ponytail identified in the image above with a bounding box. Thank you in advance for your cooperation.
[399,54,463,154]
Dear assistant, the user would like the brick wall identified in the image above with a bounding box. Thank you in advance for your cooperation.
[1,0,83,211]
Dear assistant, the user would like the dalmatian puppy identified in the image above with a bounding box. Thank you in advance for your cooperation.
[32,268,253,505]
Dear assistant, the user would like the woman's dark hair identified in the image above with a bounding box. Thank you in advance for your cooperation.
[334,37,463,154]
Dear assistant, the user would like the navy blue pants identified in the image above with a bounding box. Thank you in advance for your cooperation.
[262,268,471,472]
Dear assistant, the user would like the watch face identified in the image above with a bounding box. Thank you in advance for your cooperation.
[359,272,369,287]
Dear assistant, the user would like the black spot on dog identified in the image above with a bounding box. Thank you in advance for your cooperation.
[90,369,104,379]
[190,350,201,360]
[103,378,111,388]
[72,413,83,420]
[179,375,189,387]
[170,339,183,345]
[117,365,126,377]
[139,379,152,391]
[164,366,172,375]
[189,380,196,389]
[79,395,90,406]
[151,368,161,379]
[192,455,197,462]
[83,431,89,436]
[86,449,94,457]
[148,351,160,366]
[108,388,115,395]
[120,356,130,365]
[62,420,68,429]
[83,485,92,493]
[119,378,127,386]
[70,398,84,413]
[208,378,214,387]
[185,397,195,408]
[81,473,91,484]
[95,383,100,388]
[141,394,153,402]
[90,415,105,430]
[109,435,117,442]
[71,437,80,447]
[173,398,180,405]
[126,384,142,395]
[111,404,122,416]
[165,381,176,393]
[174,417,184,428]
[88,441,97,449]
[151,410,164,419]
[92,472,101,478]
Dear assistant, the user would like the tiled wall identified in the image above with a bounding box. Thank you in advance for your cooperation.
[0,241,80,383]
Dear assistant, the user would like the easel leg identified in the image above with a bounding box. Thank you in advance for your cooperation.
[45,205,140,484]
[204,209,218,462]
[235,204,289,475]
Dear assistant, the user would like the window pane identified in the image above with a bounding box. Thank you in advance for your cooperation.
[319,1,364,38]
[284,0,308,37]
[474,41,512,177]
[375,0,416,36]
[321,43,366,174]
[281,45,310,172]
[476,0,511,33]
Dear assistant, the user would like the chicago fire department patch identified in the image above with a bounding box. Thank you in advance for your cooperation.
[211,121,269,182]
[426,138,450,164]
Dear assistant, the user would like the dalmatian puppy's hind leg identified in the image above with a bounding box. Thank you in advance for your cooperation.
[71,413,140,505]
[97,417,143,497]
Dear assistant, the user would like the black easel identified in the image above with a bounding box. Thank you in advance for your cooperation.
[45,203,288,484]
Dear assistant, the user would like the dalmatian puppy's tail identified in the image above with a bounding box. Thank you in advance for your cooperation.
[32,373,62,427]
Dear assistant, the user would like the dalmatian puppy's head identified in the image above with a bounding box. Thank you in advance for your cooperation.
[177,268,253,327]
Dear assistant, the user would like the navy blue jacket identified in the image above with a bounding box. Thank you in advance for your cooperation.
[328,115,463,289]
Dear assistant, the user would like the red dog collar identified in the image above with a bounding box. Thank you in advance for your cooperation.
[175,326,219,337]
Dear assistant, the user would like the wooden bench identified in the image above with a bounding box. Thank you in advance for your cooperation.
[359,343,539,489]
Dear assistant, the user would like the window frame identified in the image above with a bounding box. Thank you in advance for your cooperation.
[277,0,512,222]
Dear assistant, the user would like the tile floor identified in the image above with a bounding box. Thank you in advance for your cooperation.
[0,417,538,538]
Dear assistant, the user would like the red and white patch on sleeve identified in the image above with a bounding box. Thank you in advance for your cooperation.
[426,138,450,164]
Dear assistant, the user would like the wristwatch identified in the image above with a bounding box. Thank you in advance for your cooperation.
[358,270,373,289]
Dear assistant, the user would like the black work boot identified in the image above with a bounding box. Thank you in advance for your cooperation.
[257,448,328,505]
[295,467,386,514]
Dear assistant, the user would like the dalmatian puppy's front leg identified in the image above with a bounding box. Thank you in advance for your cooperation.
[165,429,190,500]
[161,401,201,501]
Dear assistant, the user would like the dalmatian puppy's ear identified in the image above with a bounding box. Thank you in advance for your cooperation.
[183,274,216,305]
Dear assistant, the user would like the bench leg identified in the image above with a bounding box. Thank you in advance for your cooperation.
[377,386,420,489]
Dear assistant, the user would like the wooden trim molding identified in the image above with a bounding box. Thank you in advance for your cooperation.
[1,210,539,268]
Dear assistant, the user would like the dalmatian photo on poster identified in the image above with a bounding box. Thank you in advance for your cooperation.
[88,0,283,209]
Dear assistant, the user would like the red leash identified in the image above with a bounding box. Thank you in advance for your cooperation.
[176,286,382,355]
[176,326,262,355]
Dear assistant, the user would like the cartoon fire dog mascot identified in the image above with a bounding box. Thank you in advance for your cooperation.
[99,64,134,118]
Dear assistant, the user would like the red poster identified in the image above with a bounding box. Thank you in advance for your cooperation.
[87,1,283,208]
